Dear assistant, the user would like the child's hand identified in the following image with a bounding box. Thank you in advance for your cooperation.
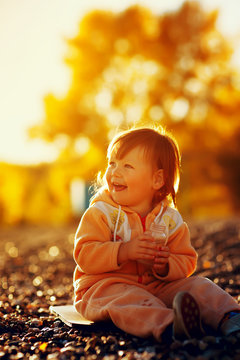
[153,246,170,276]
[118,233,157,264]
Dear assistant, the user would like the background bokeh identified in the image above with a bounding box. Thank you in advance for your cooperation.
[1,0,240,225]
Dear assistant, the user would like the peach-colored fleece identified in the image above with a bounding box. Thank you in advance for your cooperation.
[73,189,240,340]
[73,188,197,300]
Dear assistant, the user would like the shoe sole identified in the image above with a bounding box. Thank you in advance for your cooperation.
[173,291,203,339]
[221,313,240,336]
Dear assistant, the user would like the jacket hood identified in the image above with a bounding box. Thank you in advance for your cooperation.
[90,186,131,212]
[90,186,170,216]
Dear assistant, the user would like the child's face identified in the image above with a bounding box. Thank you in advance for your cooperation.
[105,145,163,217]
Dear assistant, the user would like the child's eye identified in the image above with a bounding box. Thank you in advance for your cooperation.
[124,163,134,169]
[109,161,116,167]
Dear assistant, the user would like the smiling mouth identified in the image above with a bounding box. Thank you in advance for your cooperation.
[112,183,127,192]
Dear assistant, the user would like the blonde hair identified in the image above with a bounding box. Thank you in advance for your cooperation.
[106,126,181,207]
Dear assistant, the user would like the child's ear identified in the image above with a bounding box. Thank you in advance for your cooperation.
[153,169,164,190]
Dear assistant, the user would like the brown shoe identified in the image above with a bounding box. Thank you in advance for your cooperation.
[173,291,204,340]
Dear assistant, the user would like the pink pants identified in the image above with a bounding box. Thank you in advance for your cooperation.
[75,276,240,341]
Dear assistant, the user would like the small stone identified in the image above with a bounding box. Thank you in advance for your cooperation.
[202,336,217,345]
[8,346,18,355]
[198,340,208,351]
[47,353,60,360]
[29,355,40,360]
[53,321,62,328]
[183,339,198,347]
[170,340,182,350]
[225,335,237,344]
[60,346,76,353]
[30,319,43,328]
[106,335,117,344]
[9,352,24,359]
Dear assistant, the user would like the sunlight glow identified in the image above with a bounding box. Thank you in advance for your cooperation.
[1,0,240,164]
[95,88,113,112]
[114,38,130,54]
[74,137,90,156]
[70,178,86,215]
[149,105,164,121]
[170,98,189,121]
[107,110,124,126]
[190,102,208,123]
[0,127,59,165]
[185,78,205,95]
[126,104,143,123]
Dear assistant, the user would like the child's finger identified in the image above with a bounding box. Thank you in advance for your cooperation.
[158,245,169,251]
[154,252,169,261]
[155,249,169,257]
[140,254,155,260]
[140,239,158,250]
[155,257,168,265]
[140,247,157,258]
[141,234,156,243]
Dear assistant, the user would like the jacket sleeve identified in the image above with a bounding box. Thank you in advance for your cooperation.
[153,222,197,281]
[73,206,122,275]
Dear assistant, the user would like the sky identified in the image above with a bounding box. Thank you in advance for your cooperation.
[1,0,240,165]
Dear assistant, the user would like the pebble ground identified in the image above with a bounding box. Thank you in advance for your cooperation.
[0,219,239,359]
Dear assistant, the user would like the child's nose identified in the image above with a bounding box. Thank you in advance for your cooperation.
[112,165,121,176]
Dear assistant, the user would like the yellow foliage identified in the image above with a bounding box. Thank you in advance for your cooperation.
[2,3,240,224]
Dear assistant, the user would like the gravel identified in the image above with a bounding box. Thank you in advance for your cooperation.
[0,219,240,359]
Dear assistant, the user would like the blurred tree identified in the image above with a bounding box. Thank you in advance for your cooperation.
[0,163,71,225]
[218,129,240,211]
[28,1,240,218]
